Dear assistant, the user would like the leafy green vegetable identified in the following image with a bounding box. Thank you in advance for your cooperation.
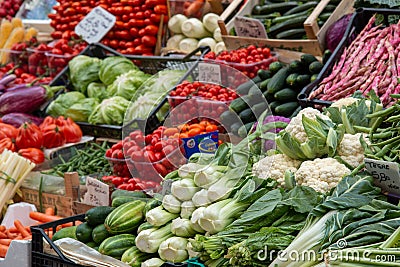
[69,55,102,95]
[87,82,108,102]
[88,96,130,125]
[46,91,86,117]
[99,56,138,85]
[65,98,99,122]
[107,69,151,100]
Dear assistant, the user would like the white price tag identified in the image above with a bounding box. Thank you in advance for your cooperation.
[198,62,221,84]
[75,6,116,44]
[234,16,268,39]
[365,158,400,195]
[83,177,110,206]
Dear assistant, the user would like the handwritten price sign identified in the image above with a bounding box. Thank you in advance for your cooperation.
[83,177,110,206]
[365,158,400,196]
[75,6,116,44]
[198,63,221,84]
[234,16,267,39]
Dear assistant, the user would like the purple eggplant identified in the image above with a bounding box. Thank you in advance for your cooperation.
[1,113,44,127]
[0,74,16,87]
[0,85,63,115]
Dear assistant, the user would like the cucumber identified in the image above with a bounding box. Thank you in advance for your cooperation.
[253,101,269,117]
[319,12,333,21]
[274,88,298,101]
[92,224,111,245]
[236,77,261,95]
[220,109,239,125]
[230,122,243,135]
[276,28,306,40]
[323,4,337,12]
[323,49,332,64]
[238,122,254,138]
[112,196,149,207]
[274,102,300,117]
[248,84,263,96]
[252,2,298,15]
[283,1,318,15]
[85,206,115,227]
[249,12,281,20]
[239,108,256,124]
[296,74,311,87]
[260,78,271,91]
[268,15,308,37]
[310,74,319,82]
[272,9,310,25]
[268,61,284,74]
[289,60,304,73]
[230,95,257,114]
[52,226,77,242]
[309,61,323,74]
[76,222,93,243]
[270,101,282,113]
[267,67,291,95]
[86,241,97,248]
[300,54,318,66]
[263,90,275,102]
[286,73,299,87]
[111,189,147,200]
[257,69,272,80]
[290,105,302,118]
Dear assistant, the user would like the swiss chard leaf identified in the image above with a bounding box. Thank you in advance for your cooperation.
[281,186,321,214]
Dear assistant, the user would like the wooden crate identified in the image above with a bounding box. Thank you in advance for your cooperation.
[220,0,355,56]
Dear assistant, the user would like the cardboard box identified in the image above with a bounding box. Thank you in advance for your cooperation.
[220,0,355,56]
[0,240,31,267]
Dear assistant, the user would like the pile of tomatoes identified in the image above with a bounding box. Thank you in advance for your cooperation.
[168,81,238,123]
[49,0,168,55]
[101,175,158,191]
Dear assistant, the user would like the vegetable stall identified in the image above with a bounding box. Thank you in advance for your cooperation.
[1,0,400,267]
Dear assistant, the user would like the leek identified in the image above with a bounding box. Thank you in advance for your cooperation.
[136,224,173,253]
[158,236,189,263]
[162,194,181,214]
[146,206,179,226]
[171,178,200,201]
[171,218,197,237]
[181,201,196,219]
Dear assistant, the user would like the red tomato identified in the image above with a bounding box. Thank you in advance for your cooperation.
[154,163,168,176]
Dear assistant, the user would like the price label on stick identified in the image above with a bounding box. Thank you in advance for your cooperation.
[84,177,110,206]
[234,16,268,38]
[365,158,400,196]
[198,62,221,84]
[75,6,116,44]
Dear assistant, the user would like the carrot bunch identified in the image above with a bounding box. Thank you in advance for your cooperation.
[0,219,32,258]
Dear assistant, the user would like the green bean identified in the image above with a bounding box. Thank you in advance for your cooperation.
[366,104,400,118]
[371,131,394,139]
[373,135,400,147]
[385,113,400,122]
[375,141,400,158]
[369,117,385,140]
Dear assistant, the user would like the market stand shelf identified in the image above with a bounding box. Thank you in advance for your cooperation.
[219,0,355,56]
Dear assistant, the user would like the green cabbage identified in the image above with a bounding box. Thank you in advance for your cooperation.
[65,98,99,122]
[99,56,138,86]
[107,69,151,100]
[46,91,86,117]
[88,96,130,125]
[69,55,102,95]
[87,82,108,102]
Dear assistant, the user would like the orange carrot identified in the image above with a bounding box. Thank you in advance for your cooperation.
[0,244,9,257]
[8,227,18,233]
[14,220,30,238]
[29,212,71,227]
[23,235,32,240]
[0,226,5,232]
[0,232,7,239]
[25,227,31,234]
[45,207,54,216]
[5,230,17,239]
[0,239,11,246]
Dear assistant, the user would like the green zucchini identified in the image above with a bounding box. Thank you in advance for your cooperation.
[239,108,256,124]
[274,88,298,101]
[272,9,310,24]
[252,2,298,15]
[238,122,255,138]
[268,61,284,74]
[276,28,306,39]
[274,102,300,117]
[283,1,318,15]
[309,61,323,74]
[267,67,291,95]
[288,60,304,73]
[300,54,318,66]
[286,73,299,87]
[269,101,282,113]
[319,12,333,21]
[257,69,272,80]
[268,15,309,37]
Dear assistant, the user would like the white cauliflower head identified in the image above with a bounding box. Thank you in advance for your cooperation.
[285,107,331,143]
[337,133,368,168]
[295,158,351,193]
[330,97,371,109]
[252,153,302,187]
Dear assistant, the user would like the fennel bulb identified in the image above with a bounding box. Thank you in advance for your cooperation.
[166,34,185,50]
[162,194,181,214]
[193,165,226,188]
[190,207,207,233]
[171,178,200,201]
[179,38,199,53]
[192,189,212,207]
[171,218,197,237]
[136,224,173,253]
[214,42,226,54]
[213,28,222,42]
[146,206,179,226]
[181,18,211,39]
[141,258,164,267]
[168,14,188,34]
[181,201,196,219]
[178,162,205,179]
[202,13,220,32]
[158,236,189,263]
[198,37,217,52]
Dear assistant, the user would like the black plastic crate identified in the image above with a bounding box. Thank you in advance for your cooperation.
[298,8,400,109]
[44,43,209,139]
[31,214,86,267]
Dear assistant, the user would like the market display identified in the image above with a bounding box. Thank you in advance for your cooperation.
[2,1,400,267]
